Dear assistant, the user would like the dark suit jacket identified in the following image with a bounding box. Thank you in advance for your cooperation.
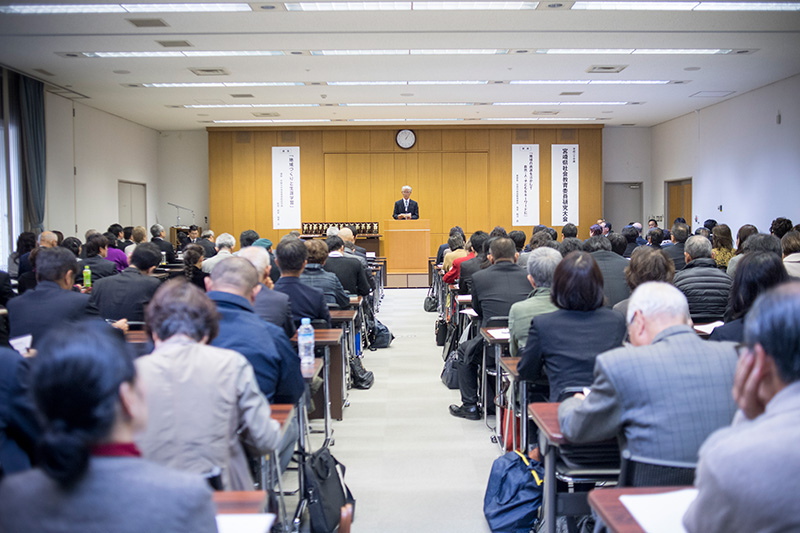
[708,318,744,343]
[268,251,281,284]
[393,199,419,219]
[82,255,117,285]
[324,255,370,296]
[470,261,531,327]
[208,291,304,405]
[253,284,295,339]
[196,238,217,258]
[662,241,686,271]
[151,237,176,264]
[273,276,331,328]
[7,281,98,347]
[88,267,162,321]
[623,241,640,259]
[0,270,15,307]
[519,307,627,401]
[0,348,39,475]
[458,254,488,295]
[435,243,450,264]
[591,250,631,308]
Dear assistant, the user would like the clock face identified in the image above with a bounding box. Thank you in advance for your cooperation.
[396,129,416,149]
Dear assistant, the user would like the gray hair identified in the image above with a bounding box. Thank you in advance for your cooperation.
[201,230,214,240]
[685,235,712,260]
[627,281,690,324]
[526,247,562,288]
[326,226,340,237]
[150,224,164,238]
[238,246,270,275]
[215,232,236,250]
[401,185,412,193]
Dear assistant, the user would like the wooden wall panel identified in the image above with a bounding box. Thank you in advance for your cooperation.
[208,126,603,254]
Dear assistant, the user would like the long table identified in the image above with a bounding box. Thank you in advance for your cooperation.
[588,486,694,533]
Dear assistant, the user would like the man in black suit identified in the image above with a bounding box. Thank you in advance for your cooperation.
[88,243,162,322]
[339,227,367,257]
[240,246,296,339]
[457,231,490,296]
[7,247,100,346]
[663,222,690,271]
[150,223,176,264]
[0,346,39,475]
[392,185,419,220]
[584,235,631,308]
[324,236,371,297]
[450,237,531,420]
[197,229,217,258]
[82,234,118,285]
[273,238,331,328]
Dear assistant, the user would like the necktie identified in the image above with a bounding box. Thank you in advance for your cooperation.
[405,200,409,211]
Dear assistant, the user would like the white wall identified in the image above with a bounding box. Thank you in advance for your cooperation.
[44,94,160,237]
[157,130,209,231]
[651,74,800,234]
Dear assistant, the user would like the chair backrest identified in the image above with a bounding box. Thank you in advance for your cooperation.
[202,466,224,491]
[339,503,353,533]
[618,449,696,487]
[310,319,329,330]
[485,316,509,328]
[556,386,587,403]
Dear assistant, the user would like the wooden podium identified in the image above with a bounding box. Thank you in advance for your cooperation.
[383,219,430,287]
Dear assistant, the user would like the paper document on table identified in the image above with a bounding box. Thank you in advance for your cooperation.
[694,321,724,335]
[215,514,276,533]
[619,488,698,533]
[492,328,511,340]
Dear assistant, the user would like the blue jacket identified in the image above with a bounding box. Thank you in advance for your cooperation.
[208,291,304,405]
[273,276,331,328]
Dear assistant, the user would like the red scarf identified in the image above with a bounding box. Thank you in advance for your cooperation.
[91,442,141,457]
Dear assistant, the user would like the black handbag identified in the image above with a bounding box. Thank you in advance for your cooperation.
[303,447,355,533]
[440,350,460,389]
[435,318,448,346]
[423,284,438,312]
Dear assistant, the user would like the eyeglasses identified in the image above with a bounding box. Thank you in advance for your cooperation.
[735,343,753,358]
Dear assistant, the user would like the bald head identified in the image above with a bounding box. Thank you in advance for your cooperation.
[206,256,260,301]
[338,227,354,244]
[39,231,58,248]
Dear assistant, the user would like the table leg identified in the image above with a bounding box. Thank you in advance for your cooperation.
[294,396,308,530]
[540,431,557,533]
[520,380,528,454]
[495,345,502,448]
[323,346,332,447]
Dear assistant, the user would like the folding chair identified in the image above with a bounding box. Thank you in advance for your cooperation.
[618,449,696,487]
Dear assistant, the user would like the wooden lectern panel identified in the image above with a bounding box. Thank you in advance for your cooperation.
[383,219,430,274]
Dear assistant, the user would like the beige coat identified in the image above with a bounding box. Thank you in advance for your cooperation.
[135,336,281,490]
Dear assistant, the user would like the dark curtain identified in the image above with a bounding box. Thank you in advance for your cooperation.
[12,73,46,232]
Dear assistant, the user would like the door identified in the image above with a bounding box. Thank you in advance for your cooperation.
[603,182,643,234]
[666,179,692,228]
[118,181,147,227]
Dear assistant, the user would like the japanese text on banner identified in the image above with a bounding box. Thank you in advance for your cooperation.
[272,146,302,229]
[511,144,540,226]
[551,144,579,226]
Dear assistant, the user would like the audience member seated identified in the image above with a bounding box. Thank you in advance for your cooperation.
[82,234,118,285]
[8,248,100,346]
[770,216,793,240]
[201,232,235,273]
[124,225,146,259]
[728,231,782,281]
[106,223,125,250]
[450,237,530,420]
[781,230,800,278]
[238,229,260,251]
[457,231,490,295]
[241,246,295,339]
[18,231,58,279]
[121,225,134,250]
[0,346,39,475]
[583,235,630,308]
[508,230,526,254]
[647,227,664,249]
[614,246,675,317]
[709,252,789,343]
[589,224,603,238]
[196,229,217,259]
[324,236,370,298]
[149,224,176,264]
[711,223,735,269]
[518,231,553,268]
[559,282,738,462]
[508,248,561,356]
[519,251,626,402]
[88,243,162,323]
[562,222,578,241]
[7,231,36,279]
[61,236,82,258]
[338,227,377,291]
[443,231,480,285]
[182,243,208,290]
[436,226,464,265]
[684,282,800,532]
[442,234,467,273]
[344,225,367,256]
[558,237,583,258]
[274,238,331,328]
[253,238,280,284]
[102,232,129,272]
[16,247,40,294]
[673,235,733,323]
[662,222,690,270]
[300,240,349,309]
[620,225,639,259]
[135,280,283,490]
[631,222,647,246]
[724,224,758,278]
[0,321,218,533]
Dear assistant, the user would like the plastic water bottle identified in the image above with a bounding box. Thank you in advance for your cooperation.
[83,265,92,288]
[298,318,315,367]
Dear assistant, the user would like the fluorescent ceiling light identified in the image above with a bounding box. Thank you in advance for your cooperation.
[408,80,488,85]
[571,1,800,10]
[327,81,409,85]
[694,2,800,10]
[485,117,598,121]
[184,104,320,108]
[312,49,506,56]
[143,82,303,88]
[285,1,537,10]
[213,119,332,123]
[326,80,488,85]
[537,48,731,55]
[414,118,465,121]
[340,102,473,106]
[0,3,251,14]
[510,79,670,85]
[83,50,284,58]
[348,118,409,122]
[492,101,629,105]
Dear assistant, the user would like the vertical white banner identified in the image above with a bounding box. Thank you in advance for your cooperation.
[511,144,540,226]
[551,144,579,226]
[272,146,301,229]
